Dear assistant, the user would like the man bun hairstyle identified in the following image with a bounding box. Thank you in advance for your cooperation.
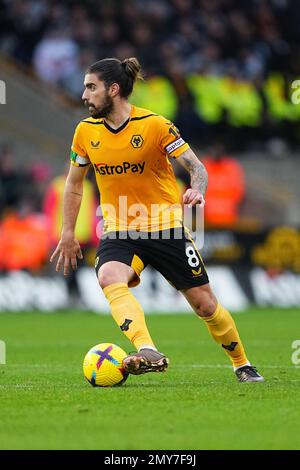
[121,57,143,82]
[87,57,143,98]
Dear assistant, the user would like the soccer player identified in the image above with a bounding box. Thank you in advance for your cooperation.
[50,57,264,382]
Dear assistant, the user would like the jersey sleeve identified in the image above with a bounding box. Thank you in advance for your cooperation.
[157,116,190,158]
[70,123,91,167]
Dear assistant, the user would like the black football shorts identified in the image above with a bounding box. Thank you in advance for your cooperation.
[95,227,209,290]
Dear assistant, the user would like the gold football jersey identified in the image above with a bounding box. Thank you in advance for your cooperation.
[70,105,190,232]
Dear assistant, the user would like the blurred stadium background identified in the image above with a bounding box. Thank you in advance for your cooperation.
[1,0,300,314]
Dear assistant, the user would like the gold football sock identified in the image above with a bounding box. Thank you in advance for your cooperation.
[202,304,249,368]
[103,282,155,351]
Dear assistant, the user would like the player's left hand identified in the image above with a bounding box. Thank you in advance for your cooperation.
[182,189,205,208]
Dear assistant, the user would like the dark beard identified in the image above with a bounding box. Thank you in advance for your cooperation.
[88,95,114,119]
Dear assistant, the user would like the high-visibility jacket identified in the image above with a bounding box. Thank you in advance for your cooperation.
[131,76,178,121]
[202,156,245,227]
[0,212,50,270]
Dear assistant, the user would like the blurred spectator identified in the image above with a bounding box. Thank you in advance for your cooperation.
[30,162,53,210]
[33,27,79,84]
[0,143,37,216]
[1,0,297,86]
[43,169,99,296]
[1,0,300,149]
[61,48,97,101]
[0,0,49,64]
[0,199,50,271]
[202,143,245,227]
[70,4,95,48]
[97,20,120,57]
[113,43,137,62]
[43,169,98,247]
[130,23,160,74]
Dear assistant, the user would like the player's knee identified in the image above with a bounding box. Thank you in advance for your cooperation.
[98,269,121,289]
[195,295,217,318]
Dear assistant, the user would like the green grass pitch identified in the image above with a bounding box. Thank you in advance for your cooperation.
[0,308,300,450]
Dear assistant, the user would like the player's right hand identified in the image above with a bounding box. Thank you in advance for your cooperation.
[50,234,83,276]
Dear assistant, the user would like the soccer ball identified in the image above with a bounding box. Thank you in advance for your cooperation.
[83,343,129,387]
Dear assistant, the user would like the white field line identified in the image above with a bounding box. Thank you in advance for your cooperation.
[2,363,299,369]
[173,364,300,369]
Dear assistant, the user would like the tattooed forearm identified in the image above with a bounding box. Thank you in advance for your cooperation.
[70,191,82,197]
[176,149,208,196]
